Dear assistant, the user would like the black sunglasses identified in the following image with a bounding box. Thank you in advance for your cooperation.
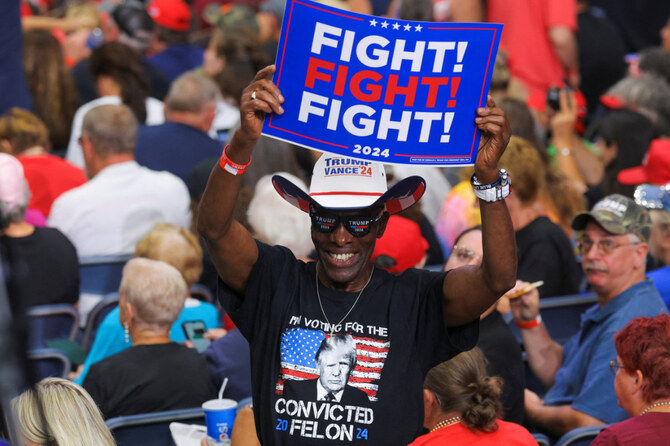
[309,207,383,237]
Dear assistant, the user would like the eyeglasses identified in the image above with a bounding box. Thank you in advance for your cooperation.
[450,245,482,264]
[609,359,624,375]
[309,207,383,237]
[577,237,640,256]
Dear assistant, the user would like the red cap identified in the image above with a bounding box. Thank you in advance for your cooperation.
[147,0,192,31]
[618,139,670,185]
[372,216,429,274]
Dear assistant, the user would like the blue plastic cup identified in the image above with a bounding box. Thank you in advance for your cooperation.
[202,398,237,444]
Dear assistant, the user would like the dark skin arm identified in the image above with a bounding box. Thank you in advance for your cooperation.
[199,66,516,323]
[197,65,284,294]
[442,97,517,326]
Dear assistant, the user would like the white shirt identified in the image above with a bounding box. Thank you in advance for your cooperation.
[65,96,165,168]
[390,165,451,225]
[316,379,344,403]
[208,98,240,140]
[48,161,191,257]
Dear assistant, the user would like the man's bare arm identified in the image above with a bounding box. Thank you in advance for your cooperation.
[442,97,517,326]
[509,285,563,386]
[549,26,579,82]
[197,65,284,294]
[525,390,605,438]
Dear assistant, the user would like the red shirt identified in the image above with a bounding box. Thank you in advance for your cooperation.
[487,0,577,97]
[19,154,87,216]
[408,420,537,446]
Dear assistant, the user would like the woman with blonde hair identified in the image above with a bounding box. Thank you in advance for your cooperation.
[11,377,115,446]
[497,136,581,300]
[409,348,535,445]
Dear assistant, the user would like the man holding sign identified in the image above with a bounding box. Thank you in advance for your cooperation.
[198,61,516,444]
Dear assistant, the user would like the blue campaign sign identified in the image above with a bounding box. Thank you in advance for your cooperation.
[261,0,502,166]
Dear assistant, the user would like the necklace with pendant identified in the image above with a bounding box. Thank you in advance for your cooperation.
[315,264,374,336]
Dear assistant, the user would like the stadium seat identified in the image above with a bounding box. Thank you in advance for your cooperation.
[80,292,121,354]
[26,304,79,350]
[554,424,609,446]
[27,348,72,380]
[106,407,206,446]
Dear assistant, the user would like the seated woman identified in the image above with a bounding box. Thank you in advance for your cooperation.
[409,347,536,445]
[74,223,218,384]
[0,153,79,311]
[11,377,115,445]
[444,226,525,425]
[592,314,670,445]
[83,258,213,419]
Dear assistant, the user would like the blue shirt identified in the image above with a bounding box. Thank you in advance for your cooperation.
[135,121,222,184]
[146,44,203,83]
[647,266,670,311]
[75,299,219,385]
[543,279,667,423]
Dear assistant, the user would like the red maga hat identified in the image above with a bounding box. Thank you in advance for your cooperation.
[147,0,192,31]
[618,139,670,185]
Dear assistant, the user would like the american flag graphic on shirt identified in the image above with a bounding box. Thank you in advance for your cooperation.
[277,328,390,402]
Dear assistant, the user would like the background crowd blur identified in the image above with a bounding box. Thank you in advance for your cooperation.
[1,0,670,444]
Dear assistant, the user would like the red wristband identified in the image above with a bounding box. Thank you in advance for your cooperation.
[515,315,542,329]
[219,144,251,175]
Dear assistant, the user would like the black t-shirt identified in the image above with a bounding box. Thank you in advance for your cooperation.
[84,343,213,419]
[516,217,581,298]
[477,311,525,425]
[217,241,478,446]
[1,227,79,309]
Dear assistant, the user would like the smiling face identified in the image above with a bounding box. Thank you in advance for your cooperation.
[312,206,388,292]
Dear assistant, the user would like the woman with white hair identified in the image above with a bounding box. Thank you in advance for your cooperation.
[11,377,115,446]
[0,152,79,310]
[82,258,213,419]
[73,223,219,385]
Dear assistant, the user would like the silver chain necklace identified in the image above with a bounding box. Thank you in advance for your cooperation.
[315,264,374,336]
[640,401,670,415]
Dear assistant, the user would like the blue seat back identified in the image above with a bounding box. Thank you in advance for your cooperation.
[27,348,72,380]
[79,255,132,295]
[80,293,120,354]
[555,424,609,446]
[533,432,551,446]
[26,304,79,350]
[106,407,205,446]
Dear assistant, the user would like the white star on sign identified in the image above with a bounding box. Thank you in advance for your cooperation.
[392,22,400,30]
[370,18,378,26]
[381,21,389,29]
[415,24,423,32]
[403,23,411,31]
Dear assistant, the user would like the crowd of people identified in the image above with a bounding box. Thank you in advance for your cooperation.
[1,0,670,445]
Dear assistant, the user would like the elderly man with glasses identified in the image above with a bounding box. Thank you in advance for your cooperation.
[198,65,517,446]
[510,194,668,438]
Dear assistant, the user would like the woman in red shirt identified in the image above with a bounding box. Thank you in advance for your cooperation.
[409,347,536,446]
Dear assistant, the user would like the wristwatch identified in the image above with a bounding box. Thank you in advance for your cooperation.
[470,169,511,202]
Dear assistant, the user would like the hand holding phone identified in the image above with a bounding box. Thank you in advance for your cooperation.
[182,320,212,353]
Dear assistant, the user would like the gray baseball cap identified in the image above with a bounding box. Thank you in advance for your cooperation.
[571,194,652,242]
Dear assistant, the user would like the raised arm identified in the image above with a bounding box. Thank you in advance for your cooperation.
[442,97,517,326]
[508,282,563,387]
[197,65,284,294]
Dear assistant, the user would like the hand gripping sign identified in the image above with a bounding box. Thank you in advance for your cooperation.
[262,0,502,166]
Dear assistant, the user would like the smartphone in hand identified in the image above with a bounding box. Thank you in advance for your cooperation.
[182,320,212,353]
